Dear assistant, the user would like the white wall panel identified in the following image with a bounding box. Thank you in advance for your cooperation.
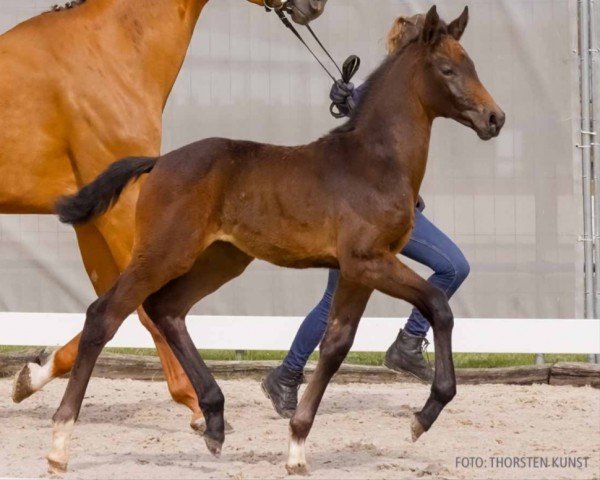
[0,1,582,325]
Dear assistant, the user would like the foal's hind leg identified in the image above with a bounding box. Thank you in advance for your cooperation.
[13,223,202,430]
[47,247,200,473]
[287,277,373,474]
[142,242,254,455]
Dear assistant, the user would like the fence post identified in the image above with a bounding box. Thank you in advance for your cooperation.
[535,354,545,365]
[235,350,246,361]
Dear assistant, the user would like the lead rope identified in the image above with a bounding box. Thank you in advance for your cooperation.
[305,24,343,78]
[274,9,338,82]
[268,8,361,117]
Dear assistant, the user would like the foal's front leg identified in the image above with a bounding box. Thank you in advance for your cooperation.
[286,277,372,474]
[344,252,456,441]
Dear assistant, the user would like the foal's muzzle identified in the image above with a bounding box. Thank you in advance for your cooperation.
[465,107,506,140]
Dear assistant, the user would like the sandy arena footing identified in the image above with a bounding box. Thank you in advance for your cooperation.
[0,378,598,479]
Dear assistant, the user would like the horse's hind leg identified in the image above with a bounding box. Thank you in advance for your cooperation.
[12,225,202,431]
[12,224,119,404]
[46,286,134,473]
[47,247,200,473]
[287,277,373,475]
[142,242,254,456]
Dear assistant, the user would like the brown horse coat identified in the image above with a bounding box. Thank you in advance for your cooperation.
[51,6,504,474]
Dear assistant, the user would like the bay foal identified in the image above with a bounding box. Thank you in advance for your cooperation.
[52,6,504,474]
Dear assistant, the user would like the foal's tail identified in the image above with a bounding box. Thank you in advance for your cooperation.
[56,156,157,225]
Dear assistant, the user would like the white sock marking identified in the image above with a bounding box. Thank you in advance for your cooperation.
[48,419,75,467]
[287,435,307,467]
[29,351,57,391]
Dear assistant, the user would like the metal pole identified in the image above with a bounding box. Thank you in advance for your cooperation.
[591,0,600,300]
[591,0,600,363]
[578,0,596,364]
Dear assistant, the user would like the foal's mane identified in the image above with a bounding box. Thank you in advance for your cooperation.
[48,0,88,13]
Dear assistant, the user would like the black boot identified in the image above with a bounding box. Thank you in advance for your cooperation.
[384,329,434,383]
[261,365,304,419]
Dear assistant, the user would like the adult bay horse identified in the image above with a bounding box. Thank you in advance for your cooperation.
[3,0,327,429]
[52,5,504,473]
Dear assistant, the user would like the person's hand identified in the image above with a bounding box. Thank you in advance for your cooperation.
[330,80,354,104]
[330,80,355,118]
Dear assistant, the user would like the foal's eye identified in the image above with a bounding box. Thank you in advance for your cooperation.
[441,66,455,76]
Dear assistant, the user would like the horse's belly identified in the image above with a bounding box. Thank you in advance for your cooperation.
[218,228,337,270]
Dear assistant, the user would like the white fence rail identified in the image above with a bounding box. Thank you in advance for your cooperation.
[2,313,599,354]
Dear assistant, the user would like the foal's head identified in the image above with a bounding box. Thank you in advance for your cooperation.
[411,6,505,140]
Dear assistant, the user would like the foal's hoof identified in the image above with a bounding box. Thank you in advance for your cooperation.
[12,364,34,404]
[203,434,223,458]
[285,463,309,476]
[47,457,68,475]
[191,416,234,434]
[411,414,426,442]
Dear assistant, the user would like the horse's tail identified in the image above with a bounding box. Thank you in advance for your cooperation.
[56,156,157,225]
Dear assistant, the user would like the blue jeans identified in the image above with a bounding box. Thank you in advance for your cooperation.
[282,209,470,372]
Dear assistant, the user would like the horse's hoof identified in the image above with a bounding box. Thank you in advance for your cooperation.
[47,457,68,475]
[285,463,310,476]
[12,364,34,403]
[203,434,223,458]
[191,417,234,434]
[411,414,426,442]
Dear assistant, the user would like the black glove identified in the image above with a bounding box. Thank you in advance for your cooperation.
[329,80,356,118]
[329,55,361,119]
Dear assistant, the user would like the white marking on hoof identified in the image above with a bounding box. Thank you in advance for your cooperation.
[190,414,205,432]
[191,415,234,434]
[12,351,56,403]
[47,420,74,475]
[411,414,426,442]
[286,435,308,475]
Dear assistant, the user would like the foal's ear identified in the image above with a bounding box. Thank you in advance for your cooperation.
[421,5,441,45]
[448,6,469,41]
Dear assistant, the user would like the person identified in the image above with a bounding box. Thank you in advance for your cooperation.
[261,13,471,419]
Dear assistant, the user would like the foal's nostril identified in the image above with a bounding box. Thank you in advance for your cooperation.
[488,111,506,134]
